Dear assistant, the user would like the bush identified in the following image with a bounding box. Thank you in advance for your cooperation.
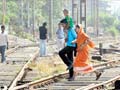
[106,26,119,37]
[9,25,35,41]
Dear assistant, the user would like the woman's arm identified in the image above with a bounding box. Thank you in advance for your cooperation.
[82,39,90,46]
[79,39,90,51]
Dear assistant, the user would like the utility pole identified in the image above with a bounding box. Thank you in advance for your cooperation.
[2,0,6,25]
[72,0,78,24]
[49,0,53,39]
[96,0,99,36]
[91,0,93,26]
[94,0,99,36]
[20,0,23,26]
[72,0,74,19]
[80,0,86,33]
[27,0,30,28]
[32,0,35,38]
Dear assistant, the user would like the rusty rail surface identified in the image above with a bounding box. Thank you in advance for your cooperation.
[12,59,120,90]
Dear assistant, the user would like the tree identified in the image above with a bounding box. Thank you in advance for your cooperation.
[7,1,18,24]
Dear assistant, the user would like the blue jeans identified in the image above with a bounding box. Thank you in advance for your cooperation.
[0,46,6,63]
[39,39,46,56]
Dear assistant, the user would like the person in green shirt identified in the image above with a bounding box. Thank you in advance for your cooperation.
[63,9,74,28]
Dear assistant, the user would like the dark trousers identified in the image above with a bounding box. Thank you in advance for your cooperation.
[0,46,6,63]
[59,46,74,78]
[74,44,77,57]
[114,80,120,89]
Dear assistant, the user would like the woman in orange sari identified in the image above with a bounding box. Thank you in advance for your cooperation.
[72,24,101,80]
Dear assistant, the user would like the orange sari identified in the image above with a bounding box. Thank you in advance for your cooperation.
[73,25,95,74]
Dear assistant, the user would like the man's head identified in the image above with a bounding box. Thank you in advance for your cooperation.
[60,19,69,30]
[43,22,47,27]
[63,9,69,16]
[1,25,5,33]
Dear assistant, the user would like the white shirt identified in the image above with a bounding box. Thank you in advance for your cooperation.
[0,32,8,46]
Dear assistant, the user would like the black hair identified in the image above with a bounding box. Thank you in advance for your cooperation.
[43,22,47,26]
[76,24,80,28]
[60,19,68,24]
[1,25,5,29]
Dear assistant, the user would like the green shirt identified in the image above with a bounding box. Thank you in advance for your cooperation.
[65,15,74,28]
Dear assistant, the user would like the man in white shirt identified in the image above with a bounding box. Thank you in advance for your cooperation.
[0,25,8,63]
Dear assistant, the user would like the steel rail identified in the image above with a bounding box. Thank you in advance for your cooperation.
[12,72,68,90]
[8,50,39,90]
[6,46,20,55]
[12,59,120,90]
[76,75,120,90]
[19,42,56,48]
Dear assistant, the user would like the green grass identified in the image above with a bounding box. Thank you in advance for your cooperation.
[28,56,66,80]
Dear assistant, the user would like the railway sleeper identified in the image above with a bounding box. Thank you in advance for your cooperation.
[32,80,55,89]
[91,55,103,61]
[0,85,8,90]
[5,60,28,65]
[17,81,31,86]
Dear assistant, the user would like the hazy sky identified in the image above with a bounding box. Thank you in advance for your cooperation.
[108,0,120,15]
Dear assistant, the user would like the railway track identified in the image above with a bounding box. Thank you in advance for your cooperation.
[1,39,120,90]
[11,54,120,90]
[0,46,39,90]
[0,39,57,90]
[9,41,120,90]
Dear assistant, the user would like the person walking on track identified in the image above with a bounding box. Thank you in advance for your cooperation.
[0,25,8,64]
[59,19,77,81]
[72,24,102,80]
